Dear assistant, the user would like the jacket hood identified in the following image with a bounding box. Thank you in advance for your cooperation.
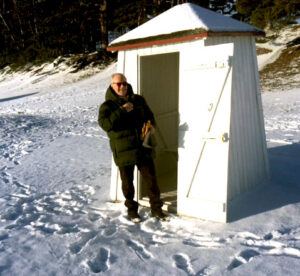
[105,83,134,102]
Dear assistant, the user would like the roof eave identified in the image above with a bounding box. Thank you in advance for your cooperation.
[107,31,208,52]
[107,29,265,52]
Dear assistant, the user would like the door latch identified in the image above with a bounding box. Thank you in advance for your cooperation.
[202,132,229,142]
[221,132,229,142]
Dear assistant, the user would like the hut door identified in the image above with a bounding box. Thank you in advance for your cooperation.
[139,52,179,211]
[178,43,233,222]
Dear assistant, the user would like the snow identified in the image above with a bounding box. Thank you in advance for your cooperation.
[110,3,260,46]
[1,61,300,275]
[257,24,300,71]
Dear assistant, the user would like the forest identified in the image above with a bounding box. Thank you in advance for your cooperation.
[0,0,299,68]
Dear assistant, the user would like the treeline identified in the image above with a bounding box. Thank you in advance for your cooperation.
[237,0,299,29]
[0,0,298,68]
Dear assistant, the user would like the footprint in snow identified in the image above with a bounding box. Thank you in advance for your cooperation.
[172,253,214,275]
[87,212,101,222]
[69,230,98,254]
[126,239,153,261]
[183,236,226,248]
[0,230,9,241]
[102,223,118,237]
[87,247,113,273]
[0,170,13,185]
[1,203,23,221]
[172,253,195,276]
[1,182,94,237]
[227,249,260,271]
[264,228,292,240]
[12,180,31,195]
[0,259,12,274]
[244,238,300,258]
[0,171,32,200]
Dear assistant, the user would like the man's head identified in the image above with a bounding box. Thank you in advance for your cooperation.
[111,73,128,97]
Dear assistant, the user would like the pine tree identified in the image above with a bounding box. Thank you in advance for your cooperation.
[236,0,260,20]
[236,0,299,28]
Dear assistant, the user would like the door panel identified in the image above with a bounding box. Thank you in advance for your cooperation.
[178,43,233,222]
[139,52,179,197]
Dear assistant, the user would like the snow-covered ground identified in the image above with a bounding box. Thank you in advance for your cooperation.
[0,61,300,275]
[256,23,300,93]
[257,24,300,71]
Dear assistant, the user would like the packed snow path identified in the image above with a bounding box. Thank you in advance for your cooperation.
[0,64,300,275]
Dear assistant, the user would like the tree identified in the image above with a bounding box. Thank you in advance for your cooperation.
[236,0,260,20]
[209,0,236,14]
[99,0,108,49]
[188,0,209,9]
[1,0,297,68]
[236,0,300,28]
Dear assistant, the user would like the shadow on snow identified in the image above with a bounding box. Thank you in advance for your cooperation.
[228,143,300,222]
[0,92,38,103]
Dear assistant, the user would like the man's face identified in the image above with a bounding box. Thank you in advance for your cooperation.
[111,74,128,97]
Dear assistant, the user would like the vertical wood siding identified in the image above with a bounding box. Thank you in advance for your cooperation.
[228,36,269,201]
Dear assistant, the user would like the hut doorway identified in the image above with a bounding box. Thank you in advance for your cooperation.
[138,52,179,212]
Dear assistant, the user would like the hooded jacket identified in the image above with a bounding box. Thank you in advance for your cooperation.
[98,84,155,167]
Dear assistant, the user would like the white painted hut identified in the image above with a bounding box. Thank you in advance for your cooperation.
[107,3,269,222]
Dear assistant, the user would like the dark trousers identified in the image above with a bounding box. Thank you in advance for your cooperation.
[119,158,163,214]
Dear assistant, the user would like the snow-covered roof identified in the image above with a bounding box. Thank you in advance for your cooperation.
[108,3,263,51]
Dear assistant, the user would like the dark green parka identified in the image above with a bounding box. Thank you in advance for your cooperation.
[98,84,155,167]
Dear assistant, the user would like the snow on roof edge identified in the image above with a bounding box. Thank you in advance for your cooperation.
[107,29,264,52]
[108,3,264,50]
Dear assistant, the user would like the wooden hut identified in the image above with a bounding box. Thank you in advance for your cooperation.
[107,3,269,222]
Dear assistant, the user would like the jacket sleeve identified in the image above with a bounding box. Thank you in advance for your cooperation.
[98,101,126,132]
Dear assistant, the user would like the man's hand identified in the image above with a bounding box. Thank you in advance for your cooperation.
[121,102,133,112]
[141,120,154,140]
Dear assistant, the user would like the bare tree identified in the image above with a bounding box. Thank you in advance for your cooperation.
[137,0,147,26]
[12,0,25,47]
[0,12,18,46]
[99,0,108,49]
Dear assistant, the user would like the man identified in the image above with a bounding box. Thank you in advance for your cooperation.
[98,73,167,222]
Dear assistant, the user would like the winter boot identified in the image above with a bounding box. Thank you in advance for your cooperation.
[151,209,169,221]
[127,211,142,223]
